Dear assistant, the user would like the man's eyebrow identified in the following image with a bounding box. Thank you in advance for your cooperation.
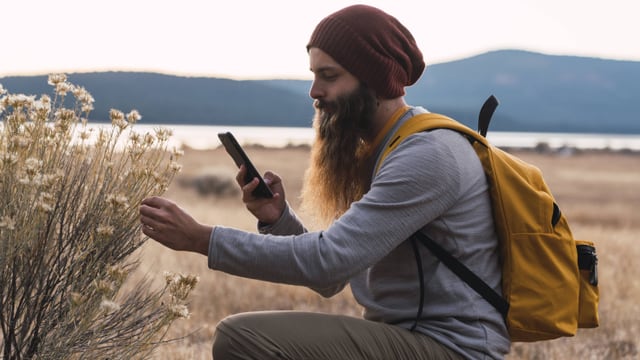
[311,65,341,74]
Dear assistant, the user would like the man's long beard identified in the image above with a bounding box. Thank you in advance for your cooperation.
[300,85,378,227]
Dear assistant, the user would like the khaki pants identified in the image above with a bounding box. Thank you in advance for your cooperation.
[212,311,463,360]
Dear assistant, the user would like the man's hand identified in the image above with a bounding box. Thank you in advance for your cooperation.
[139,196,212,255]
[237,165,286,225]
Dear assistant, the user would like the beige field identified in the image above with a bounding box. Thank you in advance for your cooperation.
[132,145,640,359]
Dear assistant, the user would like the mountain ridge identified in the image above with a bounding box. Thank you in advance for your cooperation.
[2,49,638,134]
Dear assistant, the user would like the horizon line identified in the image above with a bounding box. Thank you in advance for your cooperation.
[2,48,638,81]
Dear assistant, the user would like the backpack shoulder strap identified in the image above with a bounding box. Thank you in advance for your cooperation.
[411,231,510,317]
[374,113,489,175]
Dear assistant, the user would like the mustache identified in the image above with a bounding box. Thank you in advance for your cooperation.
[312,84,378,141]
[313,99,335,114]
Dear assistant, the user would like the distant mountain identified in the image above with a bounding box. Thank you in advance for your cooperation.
[0,72,314,127]
[405,50,640,133]
[2,49,639,134]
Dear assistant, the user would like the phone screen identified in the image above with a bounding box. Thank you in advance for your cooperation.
[217,132,274,198]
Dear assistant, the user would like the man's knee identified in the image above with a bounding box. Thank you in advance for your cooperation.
[211,312,287,360]
[211,314,241,360]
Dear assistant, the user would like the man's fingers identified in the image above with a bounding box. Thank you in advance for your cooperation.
[235,165,248,186]
[139,203,160,222]
[139,197,174,231]
[140,212,160,231]
[141,223,163,240]
[263,171,280,184]
[142,223,155,234]
[242,177,258,191]
[140,196,159,207]
[141,195,171,208]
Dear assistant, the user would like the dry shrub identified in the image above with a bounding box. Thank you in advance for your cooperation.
[0,76,196,359]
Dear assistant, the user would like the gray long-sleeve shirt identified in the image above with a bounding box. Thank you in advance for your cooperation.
[209,107,510,359]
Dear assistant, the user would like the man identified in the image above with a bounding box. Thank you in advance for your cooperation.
[139,4,510,359]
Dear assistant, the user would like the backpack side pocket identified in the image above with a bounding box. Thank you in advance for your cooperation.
[576,240,599,328]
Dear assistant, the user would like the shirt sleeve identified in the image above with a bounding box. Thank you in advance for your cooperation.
[257,202,307,235]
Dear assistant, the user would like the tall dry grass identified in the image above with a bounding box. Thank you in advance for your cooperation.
[134,146,639,359]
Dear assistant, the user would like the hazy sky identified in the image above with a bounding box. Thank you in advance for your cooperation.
[2,0,638,80]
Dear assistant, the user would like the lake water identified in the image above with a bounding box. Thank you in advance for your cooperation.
[97,124,640,152]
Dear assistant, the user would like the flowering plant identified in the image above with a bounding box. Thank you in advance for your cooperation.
[0,75,195,359]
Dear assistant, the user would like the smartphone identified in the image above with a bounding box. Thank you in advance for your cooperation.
[217,132,274,198]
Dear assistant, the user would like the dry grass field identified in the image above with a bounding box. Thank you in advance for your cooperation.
[130,145,639,359]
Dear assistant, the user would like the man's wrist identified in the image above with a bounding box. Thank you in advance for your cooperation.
[194,224,213,256]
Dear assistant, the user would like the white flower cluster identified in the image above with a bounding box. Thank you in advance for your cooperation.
[0,215,16,230]
[106,193,129,209]
[163,271,199,320]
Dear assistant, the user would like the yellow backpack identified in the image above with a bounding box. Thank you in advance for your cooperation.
[377,97,599,342]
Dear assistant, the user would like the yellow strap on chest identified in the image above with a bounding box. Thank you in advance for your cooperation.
[375,113,489,174]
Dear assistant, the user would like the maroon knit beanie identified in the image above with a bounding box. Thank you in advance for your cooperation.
[307,4,425,99]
